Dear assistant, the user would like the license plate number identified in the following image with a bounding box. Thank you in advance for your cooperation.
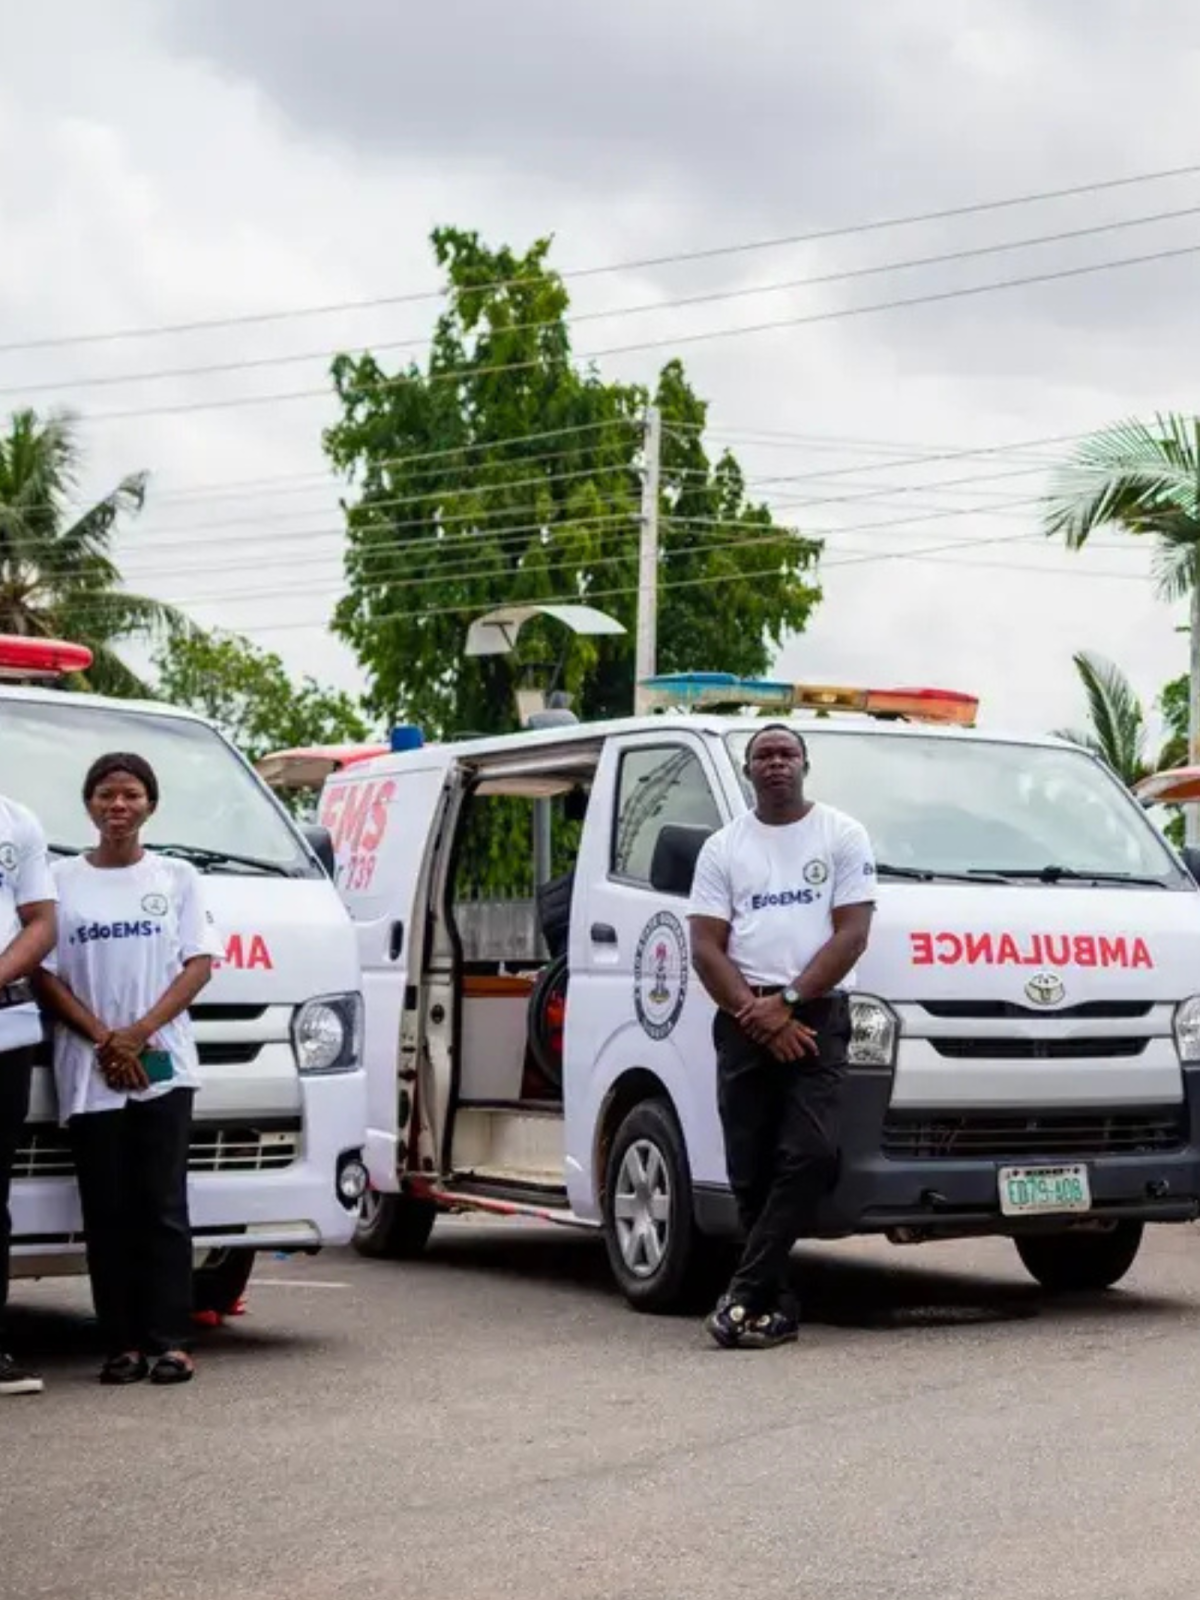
[998,1164,1091,1216]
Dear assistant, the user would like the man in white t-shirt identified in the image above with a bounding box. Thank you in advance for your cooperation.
[0,795,58,1396]
[687,723,876,1350]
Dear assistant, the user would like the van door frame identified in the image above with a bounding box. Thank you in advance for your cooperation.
[422,737,605,1183]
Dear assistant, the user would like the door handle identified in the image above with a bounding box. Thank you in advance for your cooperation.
[590,922,617,945]
[389,921,404,961]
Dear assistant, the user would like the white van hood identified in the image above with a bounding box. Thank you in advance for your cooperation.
[858,881,1200,1006]
[201,875,359,1002]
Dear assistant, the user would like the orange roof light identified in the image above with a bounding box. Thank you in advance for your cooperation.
[0,634,93,681]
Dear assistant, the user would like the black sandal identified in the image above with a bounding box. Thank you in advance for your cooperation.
[149,1352,194,1386]
[100,1352,149,1385]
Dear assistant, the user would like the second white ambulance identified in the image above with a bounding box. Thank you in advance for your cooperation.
[316,673,1200,1312]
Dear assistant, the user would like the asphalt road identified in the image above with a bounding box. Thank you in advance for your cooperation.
[3,1218,1200,1600]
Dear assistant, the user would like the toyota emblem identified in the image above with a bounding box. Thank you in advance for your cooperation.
[1025,972,1065,1007]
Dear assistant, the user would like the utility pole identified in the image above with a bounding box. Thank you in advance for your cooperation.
[633,404,662,717]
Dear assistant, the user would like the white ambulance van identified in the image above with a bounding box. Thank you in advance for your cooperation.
[0,637,367,1312]
[319,673,1200,1313]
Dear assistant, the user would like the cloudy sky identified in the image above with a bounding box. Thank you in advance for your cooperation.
[4,0,1200,747]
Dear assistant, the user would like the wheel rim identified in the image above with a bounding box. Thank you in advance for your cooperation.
[613,1139,671,1278]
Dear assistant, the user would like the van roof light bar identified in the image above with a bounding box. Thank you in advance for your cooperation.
[0,634,93,681]
[638,673,978,726]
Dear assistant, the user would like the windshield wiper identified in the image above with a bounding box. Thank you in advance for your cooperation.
[967,865,1169,888]
[149,842,293,878]
[877,861,1009,886]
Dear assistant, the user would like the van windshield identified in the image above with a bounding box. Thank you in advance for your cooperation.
[0,696,312,874]
[724,728,1185,887]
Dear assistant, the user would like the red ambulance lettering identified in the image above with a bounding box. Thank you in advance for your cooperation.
[909,931,1154,970]
[359,780,395,854]
[219,933,274,972]
[320,785,346,838]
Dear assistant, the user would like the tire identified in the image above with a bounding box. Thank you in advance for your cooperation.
[352,1188,438,1260]
[602,1098,717,1314]
[192,1248,257,1315]
[1015,1221,1144,1292]
[527,954,569,1094]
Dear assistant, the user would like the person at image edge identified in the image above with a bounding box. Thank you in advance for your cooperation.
[687,723,876,1349]
[37,752,222,1387]
[0,792,57,1396]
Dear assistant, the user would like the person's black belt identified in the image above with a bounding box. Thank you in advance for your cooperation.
[0,978,33,1010]
[748,984,848,1001]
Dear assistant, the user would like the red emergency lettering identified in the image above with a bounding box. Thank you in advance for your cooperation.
[910,932,934,965]
[907,932,1156,970]
[217,933,274,972]
[338,784,374,852]
[359,779,395,854]
[320,786,346,837]
[934,932,963,964]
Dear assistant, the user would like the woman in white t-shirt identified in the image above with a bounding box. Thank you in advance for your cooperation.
[36,752,222,1386]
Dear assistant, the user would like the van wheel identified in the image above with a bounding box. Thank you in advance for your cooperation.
[1015,1222,1143,1292]
[193,1248,256,1315]
[602,1098,714,1314]
[353,1188,438,1260]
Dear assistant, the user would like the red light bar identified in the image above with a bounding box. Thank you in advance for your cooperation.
[862,687,978,726]
[0,634,93,681]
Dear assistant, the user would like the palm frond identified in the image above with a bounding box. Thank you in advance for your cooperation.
[56,471,149,565]
[1068,650,1147,785]
[81,642,156,700]
[1044,413,1200,549]
[58,589,196,648]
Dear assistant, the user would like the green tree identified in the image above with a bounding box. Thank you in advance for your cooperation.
[0,407,187,695]
[1055,651,1183,843]
[1044,413,1200,842]
[154,627,371,769]
[324,227,822,737]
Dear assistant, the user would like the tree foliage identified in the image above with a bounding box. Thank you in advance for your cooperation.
[153,627,370,768]
[0,407,190,695]
[324,227,823,737]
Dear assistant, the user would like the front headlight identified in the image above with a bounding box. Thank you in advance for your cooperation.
[1173,995,1200,1062]
[849,994,898,1068]
[292,992,363,1074]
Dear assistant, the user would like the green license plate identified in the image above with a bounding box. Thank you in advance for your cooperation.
[998,1164,1091,1216]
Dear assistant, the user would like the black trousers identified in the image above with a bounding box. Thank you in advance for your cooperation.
[0,1046,35,1340]
[69,1088,195,1357]
[714,994,850,1313]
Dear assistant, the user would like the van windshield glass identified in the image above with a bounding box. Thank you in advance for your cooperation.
[0,696,311,874]
[724,728,1184,886]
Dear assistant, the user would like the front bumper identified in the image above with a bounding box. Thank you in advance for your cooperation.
[694,1064,1200,1239]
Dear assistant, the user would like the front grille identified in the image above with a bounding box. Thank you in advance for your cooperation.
[920,1000,1153,1021]
[882,1108,1186,1161]
[196,1041,263,1066]
[190,1003,270,1023]
[931,1037,1146,1060]
[13,1121,301,1178]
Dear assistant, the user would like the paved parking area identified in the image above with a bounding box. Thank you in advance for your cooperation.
[3,1218,1200,1600]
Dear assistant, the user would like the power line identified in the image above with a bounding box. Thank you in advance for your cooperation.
[12,199,1200,401]
[73,237,1200,424]
[7,158,1200,355]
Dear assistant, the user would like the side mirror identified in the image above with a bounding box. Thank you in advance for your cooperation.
[303,823,336,877]
[1182,846,1200,886]
[649,823,714,898]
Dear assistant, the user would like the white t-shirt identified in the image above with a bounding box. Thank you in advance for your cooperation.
[687,802,876,989]
[0,795,57,1053]
[45,853,223,1122]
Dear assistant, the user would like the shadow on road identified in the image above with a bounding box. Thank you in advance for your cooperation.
[401,1223,1195,1333]
[4,1295,327,1376]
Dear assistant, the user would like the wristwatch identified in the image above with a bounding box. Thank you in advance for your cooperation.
[782,986,800,1008]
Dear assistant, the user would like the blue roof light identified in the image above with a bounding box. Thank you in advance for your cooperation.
[390,723,424,751]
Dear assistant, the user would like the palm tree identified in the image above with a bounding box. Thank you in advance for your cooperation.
[0,408,192,696]
[1053,651,1158,784]
[1044,413,1200,842]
